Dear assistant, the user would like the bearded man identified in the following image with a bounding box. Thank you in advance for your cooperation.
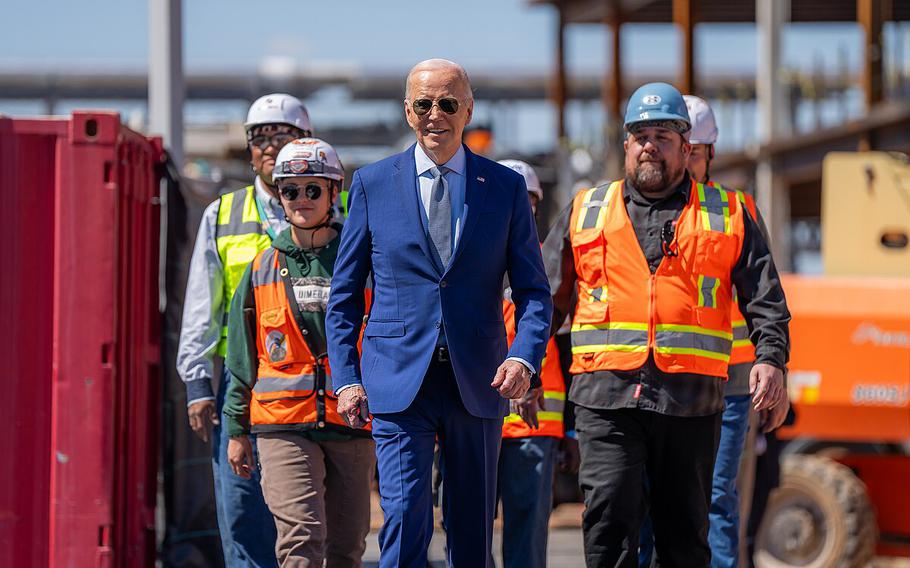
[541,82,790,568]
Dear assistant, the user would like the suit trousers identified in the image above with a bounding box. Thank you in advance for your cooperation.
[372,359,503,568]
[257,433,375,568]
[575,406,721,568]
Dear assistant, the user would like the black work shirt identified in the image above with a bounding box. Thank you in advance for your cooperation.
[542,177,790,417]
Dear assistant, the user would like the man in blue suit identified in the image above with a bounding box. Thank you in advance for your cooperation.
[326,59,552,567]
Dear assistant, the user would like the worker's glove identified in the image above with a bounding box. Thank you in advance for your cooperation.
[337,385,371,429]
[227,435,255,479]
[187,399,219,443]
[491,360,531,399]
[512,387,545,429]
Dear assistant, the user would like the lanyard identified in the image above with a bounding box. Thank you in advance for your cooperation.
[254,193,278,241]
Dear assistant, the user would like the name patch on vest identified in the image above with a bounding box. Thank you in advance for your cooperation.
[291,276,331,313]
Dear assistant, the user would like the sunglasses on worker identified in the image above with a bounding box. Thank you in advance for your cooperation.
[249,132,299,151]
[279,182,326,202]
[411,97,459,116]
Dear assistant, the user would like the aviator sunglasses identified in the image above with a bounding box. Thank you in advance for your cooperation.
[411,97,459,116]
[279,182,325,201]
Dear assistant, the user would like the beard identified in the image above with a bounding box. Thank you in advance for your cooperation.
[628,159,683,195]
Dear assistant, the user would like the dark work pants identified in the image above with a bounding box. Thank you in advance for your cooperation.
[575,406,722,568]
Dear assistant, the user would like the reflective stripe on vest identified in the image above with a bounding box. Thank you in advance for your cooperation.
[710,182,758,366]
[501,297,566,439]
[697,182,732,234]
[570,322,649,354]
[215,185,270,356]
[249,246,367,431]
[568,179,744,377]
[254,373,336,395]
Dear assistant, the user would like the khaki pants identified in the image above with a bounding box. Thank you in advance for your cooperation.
[257,432,376,568]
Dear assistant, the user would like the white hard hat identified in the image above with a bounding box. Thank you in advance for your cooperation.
[273,138,344,182]
[498,159,543,201]
[683,95,718,145]
[245,93,313,135]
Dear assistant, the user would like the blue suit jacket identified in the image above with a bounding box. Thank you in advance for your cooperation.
[326,144,552,419]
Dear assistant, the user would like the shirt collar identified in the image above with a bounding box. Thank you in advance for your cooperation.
[623,175,692,206]
[414,143,466,177]
[254,176,282,210]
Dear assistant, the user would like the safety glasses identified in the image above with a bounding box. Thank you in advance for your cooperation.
[279,183,324,202]
[249,132,298,151]
[411,97,459,116]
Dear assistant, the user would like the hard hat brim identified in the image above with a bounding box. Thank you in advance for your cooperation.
[244,120,311,134]
[625,113,691,134]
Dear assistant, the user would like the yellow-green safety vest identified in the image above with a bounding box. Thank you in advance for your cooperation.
[214,185,271,356]
[339,189,350,217]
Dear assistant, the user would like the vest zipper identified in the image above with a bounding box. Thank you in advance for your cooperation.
[648,273,657,352]
[314,355,328,428]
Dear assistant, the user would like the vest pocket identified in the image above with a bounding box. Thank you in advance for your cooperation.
[571,229,607,291]
[574,292,608,324]
[695,232,736,268]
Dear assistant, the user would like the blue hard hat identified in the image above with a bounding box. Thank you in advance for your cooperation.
[623,82,691,135]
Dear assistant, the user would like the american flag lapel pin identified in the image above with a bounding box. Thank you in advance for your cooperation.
[477,176,485,183]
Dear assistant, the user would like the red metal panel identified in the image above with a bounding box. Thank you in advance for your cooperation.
[51,112,162,567]
[0,116,66,567]
[50,111,121,566]
[0,112,162,567]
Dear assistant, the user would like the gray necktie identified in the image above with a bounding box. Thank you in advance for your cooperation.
[427,165,452,267]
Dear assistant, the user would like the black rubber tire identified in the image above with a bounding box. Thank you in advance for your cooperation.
[754,454,877,568]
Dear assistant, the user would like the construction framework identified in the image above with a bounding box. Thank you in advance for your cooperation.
[532,0,910,268]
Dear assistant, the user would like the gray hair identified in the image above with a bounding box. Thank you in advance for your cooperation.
[404,59,474,102]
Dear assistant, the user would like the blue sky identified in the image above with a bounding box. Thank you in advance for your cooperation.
[0,0,881,74]
[2,1,906,153]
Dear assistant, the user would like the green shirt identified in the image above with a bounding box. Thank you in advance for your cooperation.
[222,225,356,440]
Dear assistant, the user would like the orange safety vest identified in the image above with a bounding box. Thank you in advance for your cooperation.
[568,179,745,378]
[710,182,758,366]
[501,296,565,439]
[249,246,370,432]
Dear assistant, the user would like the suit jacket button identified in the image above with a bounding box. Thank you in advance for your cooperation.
[301,329,309,335]
[440,280,447,288]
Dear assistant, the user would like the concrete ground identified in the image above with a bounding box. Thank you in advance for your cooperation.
[362,499,910,568]
[362,497,585,567]
[363,526,583,567]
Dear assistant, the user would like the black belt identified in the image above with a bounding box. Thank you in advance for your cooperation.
[433,345,451,363]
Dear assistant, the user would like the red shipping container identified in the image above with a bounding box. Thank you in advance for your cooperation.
[0,112,163,567]
[0,112,62,568]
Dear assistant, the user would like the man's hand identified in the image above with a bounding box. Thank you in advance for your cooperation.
[750,363,785,412]
[513,387,545,429]
[558,436,581,474]
[227,435,255,479]
[760,386,791,433]
[491,360,531,399]
[337,385,370,428]
[188,400,219,443]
